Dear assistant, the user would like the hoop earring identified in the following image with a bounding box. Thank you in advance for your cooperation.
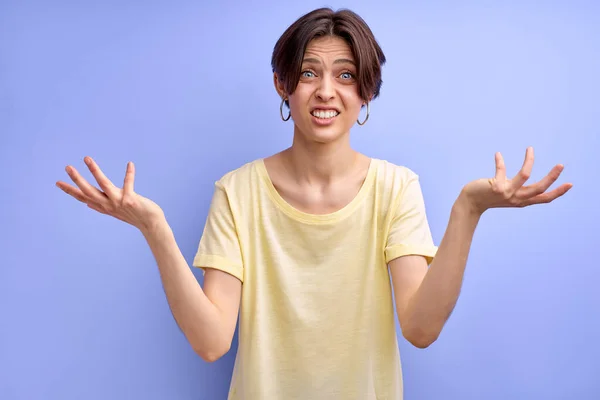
[357,102,370,126]
[280,98,291,121]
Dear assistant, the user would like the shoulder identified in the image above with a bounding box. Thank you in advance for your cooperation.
[213,158,264,194]
[372,158,420,195]
[370,159,430,222]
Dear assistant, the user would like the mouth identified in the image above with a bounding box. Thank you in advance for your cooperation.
[310,109,340,120]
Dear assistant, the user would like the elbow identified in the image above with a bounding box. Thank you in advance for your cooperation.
[402,325,440,349]
[406,335,437,349]
[193,341,231,363]
[196,349,226,363]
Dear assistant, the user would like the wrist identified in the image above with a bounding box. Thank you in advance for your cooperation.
[454,190,484,219]
[140,213,169,239]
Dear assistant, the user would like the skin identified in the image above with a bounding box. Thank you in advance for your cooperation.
[56,35,573,360]
[267,35,372,214]
[390,148,572,347]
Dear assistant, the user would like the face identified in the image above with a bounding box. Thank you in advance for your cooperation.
[274,36,367,144]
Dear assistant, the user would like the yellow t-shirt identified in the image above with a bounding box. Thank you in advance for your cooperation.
[193,158,437,399]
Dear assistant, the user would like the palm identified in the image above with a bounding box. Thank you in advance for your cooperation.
[462,147,572,214]
[56,156,164,231]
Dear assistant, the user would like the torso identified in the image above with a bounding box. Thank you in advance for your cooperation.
[193,156,437,399]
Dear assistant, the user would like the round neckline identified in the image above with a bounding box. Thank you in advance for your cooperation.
[255,157,377,225]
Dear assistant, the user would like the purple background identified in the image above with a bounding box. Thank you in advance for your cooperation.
[1,1,598,399]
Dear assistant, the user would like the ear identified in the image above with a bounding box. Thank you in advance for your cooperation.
[273,72,287,99]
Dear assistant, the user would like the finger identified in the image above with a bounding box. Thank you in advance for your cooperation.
[65,165,108,203]
[512,146,534,189]
[521,182,573,206]
[123,161,135,196]
[56,181,89,204]
[495,152,506,181]
[517,164,564,199]
[84,156,119,200]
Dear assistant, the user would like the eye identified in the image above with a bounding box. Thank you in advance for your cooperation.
[340,72,355,80]
[301,70,316,78]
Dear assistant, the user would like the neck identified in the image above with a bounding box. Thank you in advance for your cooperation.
[283,130,359,185]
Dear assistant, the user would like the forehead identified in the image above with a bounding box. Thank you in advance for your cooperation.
[303,36,354,62]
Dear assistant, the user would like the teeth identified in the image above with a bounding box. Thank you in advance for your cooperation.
[312,110,339,119]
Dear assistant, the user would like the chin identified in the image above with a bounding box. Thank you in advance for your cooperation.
[301,126,348,144]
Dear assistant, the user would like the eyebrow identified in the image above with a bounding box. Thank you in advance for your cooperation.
[302,57,355,66]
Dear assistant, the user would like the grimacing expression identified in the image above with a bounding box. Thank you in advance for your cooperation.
[277,36,367,144]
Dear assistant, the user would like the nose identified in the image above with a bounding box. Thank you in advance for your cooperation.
[315,75,335,101]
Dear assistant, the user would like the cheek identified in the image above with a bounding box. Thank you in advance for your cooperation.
[340,90,364,113]
[345,101,364,118]
[288,102,304,119]
[287,92,309,115]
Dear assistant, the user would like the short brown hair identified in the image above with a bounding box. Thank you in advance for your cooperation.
[271,8,386,103]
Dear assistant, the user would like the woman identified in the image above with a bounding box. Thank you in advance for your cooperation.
[56,7,571,399]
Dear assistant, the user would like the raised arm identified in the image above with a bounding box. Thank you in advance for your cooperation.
[390,147,572,348]
[57,157,241,362]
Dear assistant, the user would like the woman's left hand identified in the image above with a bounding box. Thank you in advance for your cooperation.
[459,147,573,215]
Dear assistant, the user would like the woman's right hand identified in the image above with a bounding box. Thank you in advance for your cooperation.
[56,156,165,233]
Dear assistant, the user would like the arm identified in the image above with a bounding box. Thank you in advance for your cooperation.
[143,218,241,362]
[389,197,479,348]
[390,147,571,349]
[56,157,243,362]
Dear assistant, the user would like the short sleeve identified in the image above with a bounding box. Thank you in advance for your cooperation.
[192,182,244,282]
[385,172,438,265]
